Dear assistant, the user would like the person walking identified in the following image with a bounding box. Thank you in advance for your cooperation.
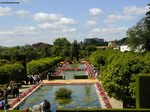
[15,86,19,98]
[12,86,15,98]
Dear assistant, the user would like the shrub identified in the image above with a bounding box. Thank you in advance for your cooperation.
[55,87,72,99]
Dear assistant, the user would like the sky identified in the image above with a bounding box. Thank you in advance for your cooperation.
[0,0,149,47]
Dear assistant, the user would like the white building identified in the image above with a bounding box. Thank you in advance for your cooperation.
[120,45,131,52]
[120,45,145,52]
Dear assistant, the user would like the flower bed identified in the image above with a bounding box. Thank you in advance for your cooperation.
[96,82,112,108]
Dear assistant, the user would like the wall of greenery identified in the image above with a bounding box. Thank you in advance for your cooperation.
[0,63,25,84]
[89,50,150,108]
[57,108,150,112]
[136,74,150,108]
[0,56,62,84]
[27,56,62,75]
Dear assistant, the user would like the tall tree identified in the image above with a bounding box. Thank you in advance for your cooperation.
[145,4,150,31]
[70,40,79,61]
[126,4,150,52]
[51,38,71,58]
[89,50,150,108]
[85,45,97,56]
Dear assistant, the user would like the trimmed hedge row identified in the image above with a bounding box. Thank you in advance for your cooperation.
[1,109,150,112]
[56,108,150,112]
[51,76,64,80]
[0,56,62,84]
[27,56,62,75]
[136,74,150,108]
[74,75,88,79]
[0,63,25,84]
[0,110,22,112]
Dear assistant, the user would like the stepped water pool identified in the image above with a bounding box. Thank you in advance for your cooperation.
[61,71,87,79]
[68,64,85,69]
[18,84,101,112]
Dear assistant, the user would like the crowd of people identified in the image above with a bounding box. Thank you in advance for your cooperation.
[0,73,44,111]
[0,63,62,111]
[0,97,8,110]
[0,83,19,110]
[26,74,43,85]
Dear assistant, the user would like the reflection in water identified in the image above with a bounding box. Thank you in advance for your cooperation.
[84,85,91,96]
[61,71,86,79]
[55,98,73,105]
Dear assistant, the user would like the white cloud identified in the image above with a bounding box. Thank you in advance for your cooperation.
[38,23,53,29]
[34,12,77,34]
[62,28,76,33]
[38,23,77,34]
[13,26,37,35]
[57,17,77,25]
[16,10,30,18]
[124,6,149,15]
[0,7,12,16]
[33,12,77,25]
[38,23,67,30]
[89,8,103,16]
[85,20,96,27]
[90,27,129,34]
[104,14,135,23]
[33,12,62,22]
[0,26,40,46]
[0,31,12,35]
[0,26,37,36]
[89,27,129,40]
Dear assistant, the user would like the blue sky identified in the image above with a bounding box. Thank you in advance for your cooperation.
[0,0,149,46]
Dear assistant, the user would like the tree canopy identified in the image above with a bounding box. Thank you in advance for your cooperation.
[51,38,71,58]
[70,40,79,61]
[126,4,150,52]
[89,50,150,107]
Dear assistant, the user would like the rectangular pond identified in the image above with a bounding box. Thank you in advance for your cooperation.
[61,71,87,80]
[19,84,101,112]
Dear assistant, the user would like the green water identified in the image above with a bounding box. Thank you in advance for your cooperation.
[61,71,86,79]
[19,85,101,112]
[68,64,85,68]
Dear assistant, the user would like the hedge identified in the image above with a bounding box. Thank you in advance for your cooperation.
[27,56,62,75]
[136,74,150,108]
[51,76,64,80]
[0,63,25,84]
[0,110,22,112]
[74,75,88,79]
[56,108,150,112]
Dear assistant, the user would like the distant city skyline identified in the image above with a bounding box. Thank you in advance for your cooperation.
[0,0,149,46]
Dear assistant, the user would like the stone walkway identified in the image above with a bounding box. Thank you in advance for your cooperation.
[109,97,123,108]
[7,84,40,110]
[7,84,33,104]
[43,79,99,84]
